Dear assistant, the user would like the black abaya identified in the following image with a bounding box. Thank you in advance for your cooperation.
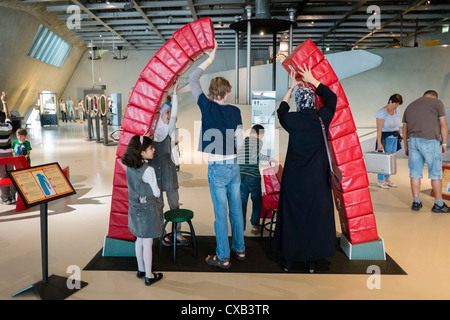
[273,83,337,265]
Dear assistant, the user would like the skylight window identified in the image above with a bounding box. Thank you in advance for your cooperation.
[27,24,72,68]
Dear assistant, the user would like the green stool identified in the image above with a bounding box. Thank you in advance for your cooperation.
[159,208,198,263]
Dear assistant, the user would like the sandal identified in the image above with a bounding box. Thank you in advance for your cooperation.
[231,249,246,262]
[145,272,163,286]
[250,226,260,235]
[205,254,231,269]
[162,236,173,247]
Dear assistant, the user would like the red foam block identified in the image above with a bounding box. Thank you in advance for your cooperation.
[140,55,177,92]
[189,17,215,53]
[329,107,357,140]
[337,158,369,193]
[333,187,373,219]
[330,132,362,166]
[282,39,324,75]
[173,23,204,61]
[129,78,167,113]
[155,38,193,75]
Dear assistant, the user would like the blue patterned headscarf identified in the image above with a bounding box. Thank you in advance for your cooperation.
[295,86,315,111]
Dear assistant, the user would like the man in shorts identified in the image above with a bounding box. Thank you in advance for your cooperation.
[402,90,448,212]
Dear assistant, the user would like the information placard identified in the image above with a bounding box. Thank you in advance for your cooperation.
[7,162,76,207]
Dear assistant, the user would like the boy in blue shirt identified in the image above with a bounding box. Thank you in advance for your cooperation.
[12,128,32,164]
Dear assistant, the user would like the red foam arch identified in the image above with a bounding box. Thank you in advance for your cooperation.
[107,18,215,240]
[282,39,378,245]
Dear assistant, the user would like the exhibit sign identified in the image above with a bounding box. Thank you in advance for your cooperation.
[7,162,76,207]
[251,91,276,157]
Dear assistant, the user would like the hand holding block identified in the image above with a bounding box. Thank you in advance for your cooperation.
[282,39,324,76]
[310,59,339,86]
[173,24,204,61]
[189,17,215,53]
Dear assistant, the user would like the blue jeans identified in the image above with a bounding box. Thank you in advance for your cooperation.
[208,159,245,260]
[68,110,75,122]
[378,136,398,181]
[240,174,262,230]
[408,137,442,180]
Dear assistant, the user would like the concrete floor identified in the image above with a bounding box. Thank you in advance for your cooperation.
[1,120,450,301]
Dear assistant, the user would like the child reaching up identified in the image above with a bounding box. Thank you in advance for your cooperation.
[12,128,32,164]
[121,134,163,286]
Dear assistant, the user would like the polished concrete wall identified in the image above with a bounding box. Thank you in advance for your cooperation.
[0,1,86,119]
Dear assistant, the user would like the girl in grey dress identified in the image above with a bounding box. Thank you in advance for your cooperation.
[121,134,163,286]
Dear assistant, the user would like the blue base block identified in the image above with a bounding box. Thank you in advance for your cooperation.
[102,236,136,257]
[340,235,386,260]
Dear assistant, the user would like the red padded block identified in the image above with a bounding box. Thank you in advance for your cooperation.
[329,82,349,111]
[337,158,369,193]
[329,107,357,140]
[111,198,128,214]
[345,214,379,244]
[108,211,135,240]
[282,39,324,76]
[333,187,373,219]
[113,159,127,188]
[116,130,135,158]
[155,38,193,75]
[262,193,279,212]
[173,24,204,61]
[311,59,339,87]
[315,81,349,111]
[129,78,167,113]
[112,185,128,202]
[140,56,177,91]
[330,132,362,166]
[262,165,283,195]
[189,17,215,53]
[121,104,156,136]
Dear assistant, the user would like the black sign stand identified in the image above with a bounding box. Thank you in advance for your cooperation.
[9,163,87,300]
[12,203,88,300]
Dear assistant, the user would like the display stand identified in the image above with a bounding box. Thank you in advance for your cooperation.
[99,95,117,147]
[8,163,86,300]
[86,113,95,141]
[340,235,386,260]
[85,96,95,141]
[95,114,103,143]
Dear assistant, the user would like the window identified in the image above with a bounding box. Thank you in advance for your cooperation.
[27,24,72,68]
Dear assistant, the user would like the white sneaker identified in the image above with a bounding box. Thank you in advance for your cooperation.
[377,182,390,189]
[385,182,397,188]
